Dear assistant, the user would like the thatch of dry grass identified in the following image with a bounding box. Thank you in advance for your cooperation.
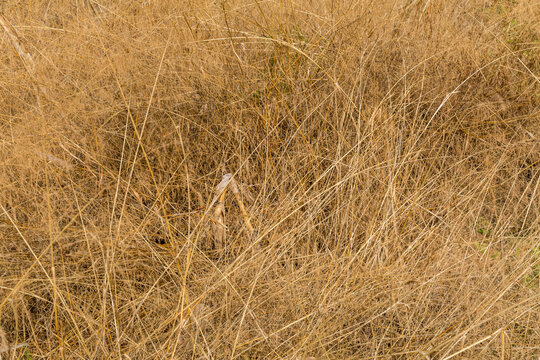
[0,0,539,359]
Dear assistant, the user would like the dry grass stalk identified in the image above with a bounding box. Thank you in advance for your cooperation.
[0,14,49,102]
[0,326,28,359]
[211,173,232,252]
[210,173,255,252]
[0,15,34,71]
[0,326,7,355]
[229,177,254,235]
[36,151,74,170]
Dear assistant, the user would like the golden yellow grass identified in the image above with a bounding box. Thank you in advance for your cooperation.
[0,0,539,358]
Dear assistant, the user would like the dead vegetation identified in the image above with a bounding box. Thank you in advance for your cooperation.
[0,0,539,358]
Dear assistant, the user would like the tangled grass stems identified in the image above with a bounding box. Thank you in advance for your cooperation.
[0,0,539,358]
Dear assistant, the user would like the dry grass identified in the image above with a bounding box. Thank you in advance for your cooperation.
[0,0,539,359]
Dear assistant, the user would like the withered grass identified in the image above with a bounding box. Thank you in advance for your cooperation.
[0,1,539,359]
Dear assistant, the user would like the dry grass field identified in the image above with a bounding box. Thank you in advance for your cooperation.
[1,0,539,359]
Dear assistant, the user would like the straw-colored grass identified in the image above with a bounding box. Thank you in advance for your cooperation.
[0,0,539,358]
